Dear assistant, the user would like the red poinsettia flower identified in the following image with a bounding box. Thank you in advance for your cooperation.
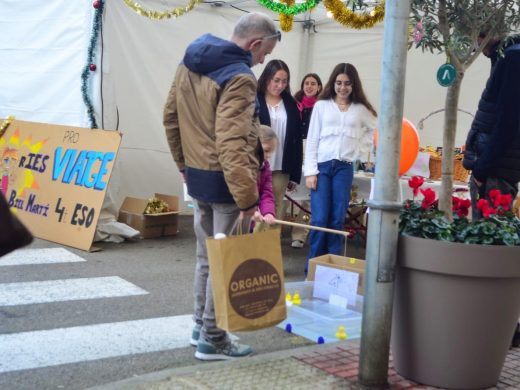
[476,198,489,211]
[408,176,424,197]
[482,206,497,217]
[500,193,513,211]
[420,188,436,209]
[489,189,502,207]
[457,207,469,218]
[476,198,498,217]
[460,198,471,209]
[452,196,471,218]
[452,196,460,209]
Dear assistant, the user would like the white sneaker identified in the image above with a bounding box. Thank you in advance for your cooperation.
[291,240,304,248]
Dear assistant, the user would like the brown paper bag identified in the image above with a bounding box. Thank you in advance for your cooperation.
[206,228,286,331]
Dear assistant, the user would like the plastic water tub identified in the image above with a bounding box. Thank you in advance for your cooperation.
[278,281,363,343]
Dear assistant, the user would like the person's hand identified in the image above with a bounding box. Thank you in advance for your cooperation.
[240,206,257,219]
[180,171,186,183]
[306,175,317,190]
[263,213,276,225]
[473,177,483,188]
[287,181,297,192]
[253,210,263,222]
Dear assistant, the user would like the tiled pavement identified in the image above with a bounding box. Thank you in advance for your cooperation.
[93,339,520,390]
[295,341,520,389]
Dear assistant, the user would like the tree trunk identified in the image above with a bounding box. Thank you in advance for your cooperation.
[439,72,464,219]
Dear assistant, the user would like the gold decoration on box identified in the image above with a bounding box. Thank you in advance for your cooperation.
[0,115,15,138]
[122,0,201,20]
[323,0,385,29]
[280,0,295,32]
[144,197,169,214]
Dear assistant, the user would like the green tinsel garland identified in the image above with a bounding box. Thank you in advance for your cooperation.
[256,0,316,16]
[81,1,104,129]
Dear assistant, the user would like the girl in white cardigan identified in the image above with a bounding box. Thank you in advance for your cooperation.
[303,63,377,273]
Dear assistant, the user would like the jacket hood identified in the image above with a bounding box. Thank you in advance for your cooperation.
[488,35,520,66]
[183,34,252,74]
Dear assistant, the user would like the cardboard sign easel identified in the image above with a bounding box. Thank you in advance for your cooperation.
[0,119,121,251]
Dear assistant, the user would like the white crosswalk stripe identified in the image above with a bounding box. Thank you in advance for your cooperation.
[0,247,196,375]
[0,248,86,266]
[0,276,149,306]
[0,315,193,373]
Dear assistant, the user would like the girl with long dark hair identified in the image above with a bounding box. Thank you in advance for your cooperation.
[257,60,303,222]
[303,63,377,272]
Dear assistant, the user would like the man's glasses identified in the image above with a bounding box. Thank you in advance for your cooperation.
[262,30,282,42]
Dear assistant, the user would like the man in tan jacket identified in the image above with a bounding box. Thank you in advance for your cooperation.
[163,12,279,360]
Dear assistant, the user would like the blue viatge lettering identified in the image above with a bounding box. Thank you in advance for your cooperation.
[93,152,115,190]
[52,147,77,181]
[52,147,115,191]
[64,150,87,185]
[82,151,104,188]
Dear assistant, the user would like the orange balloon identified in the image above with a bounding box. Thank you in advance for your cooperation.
[374,118,420,176]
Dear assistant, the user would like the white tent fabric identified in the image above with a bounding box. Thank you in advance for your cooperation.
[1,0,492,214]
[0,0,128,241]
[0,0,102,127]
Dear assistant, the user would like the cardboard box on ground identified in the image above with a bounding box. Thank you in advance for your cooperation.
[307,255,366,295]
[118,194,179,238]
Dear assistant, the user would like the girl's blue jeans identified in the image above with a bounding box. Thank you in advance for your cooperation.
[306,159,353,274]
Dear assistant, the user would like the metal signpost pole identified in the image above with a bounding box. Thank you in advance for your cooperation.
[358,0,412,386]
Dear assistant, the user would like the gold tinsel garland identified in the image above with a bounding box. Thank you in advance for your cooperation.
[144,197,170,214]
[0,115,15,138]
[122,0,201,20]
[280,0,295,32]
[323,0,385,29]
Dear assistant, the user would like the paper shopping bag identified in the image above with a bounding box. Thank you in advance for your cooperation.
[206,228,286,332]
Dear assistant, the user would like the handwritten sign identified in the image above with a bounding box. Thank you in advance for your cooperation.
[313,264,359,306]
[0,120,121,251]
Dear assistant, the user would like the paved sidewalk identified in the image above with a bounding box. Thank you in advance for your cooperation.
[91,339,520,390]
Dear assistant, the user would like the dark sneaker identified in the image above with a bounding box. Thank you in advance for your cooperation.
[195,338,252,361]
[190,324,202,347]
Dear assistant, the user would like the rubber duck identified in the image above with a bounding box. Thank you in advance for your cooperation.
[335,326,347,340]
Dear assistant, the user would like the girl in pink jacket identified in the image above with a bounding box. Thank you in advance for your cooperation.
[254,125,278,227]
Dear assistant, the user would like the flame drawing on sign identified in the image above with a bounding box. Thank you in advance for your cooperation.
[0,127,47,198]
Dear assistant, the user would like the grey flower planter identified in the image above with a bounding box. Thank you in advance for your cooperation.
[391,235,520,389]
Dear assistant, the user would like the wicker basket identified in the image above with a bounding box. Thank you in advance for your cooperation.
[429,155,469,182]
[453,158,469,182]
[429,155,442,180]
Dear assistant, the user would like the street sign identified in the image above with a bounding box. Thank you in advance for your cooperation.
[437,63,456,87]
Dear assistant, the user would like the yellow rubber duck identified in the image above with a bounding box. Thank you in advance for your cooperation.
[292,292,301,305]
[285,292,293,302]
[335,326,348,340]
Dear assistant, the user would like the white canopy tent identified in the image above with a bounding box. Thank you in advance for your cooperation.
[0,0,490,213]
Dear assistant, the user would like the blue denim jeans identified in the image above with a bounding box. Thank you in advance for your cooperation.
[306,159,353,274]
